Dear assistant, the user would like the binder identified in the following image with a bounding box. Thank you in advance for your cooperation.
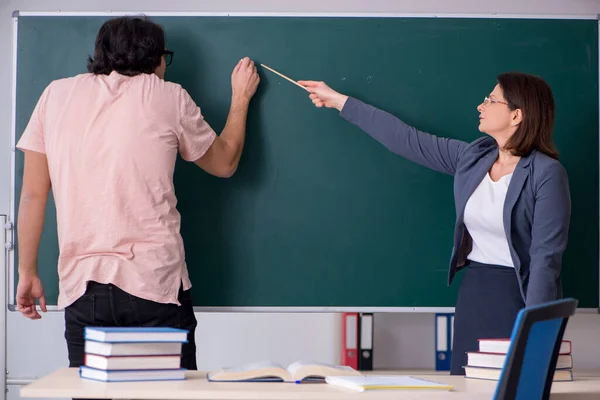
[340,312,358,369]
[358,313,373,370]
[435,313,453,371]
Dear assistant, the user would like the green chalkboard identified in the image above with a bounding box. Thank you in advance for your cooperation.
[13,15,599,308]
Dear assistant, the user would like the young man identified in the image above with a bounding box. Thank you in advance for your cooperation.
[15,16,259,370]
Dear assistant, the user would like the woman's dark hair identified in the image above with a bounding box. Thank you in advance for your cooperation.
[498,72,559,159]
[87,16,165,76]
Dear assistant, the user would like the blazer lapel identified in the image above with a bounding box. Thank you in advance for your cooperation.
[458,149,498,216]
[502,154,533,264]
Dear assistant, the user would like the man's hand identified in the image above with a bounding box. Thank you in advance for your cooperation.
[16,273,47,319]
[194,57,259,178]
[231,57,260,103]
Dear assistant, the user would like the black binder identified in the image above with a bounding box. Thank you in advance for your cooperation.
[358,313,374,370]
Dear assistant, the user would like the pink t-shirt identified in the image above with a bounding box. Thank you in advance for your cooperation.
[16,71,217,309]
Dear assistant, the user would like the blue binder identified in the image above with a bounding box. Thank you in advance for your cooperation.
[435,313,454,371]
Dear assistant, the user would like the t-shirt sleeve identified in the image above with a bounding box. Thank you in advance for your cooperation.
[177,87,217,162]
[16,85,50,154]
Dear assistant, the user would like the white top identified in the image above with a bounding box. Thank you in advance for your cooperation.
[463,172,514,267]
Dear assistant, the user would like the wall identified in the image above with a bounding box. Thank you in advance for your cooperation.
[2,2,600,400]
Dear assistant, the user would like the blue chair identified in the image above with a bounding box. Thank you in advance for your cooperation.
[493,298,578,400]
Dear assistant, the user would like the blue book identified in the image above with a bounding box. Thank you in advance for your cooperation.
[84,327,188,343]
[79,366,186,382]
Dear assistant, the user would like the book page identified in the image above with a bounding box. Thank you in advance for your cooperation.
[221,361,285,373]
[207,361,290,381]
[287,360,358,380]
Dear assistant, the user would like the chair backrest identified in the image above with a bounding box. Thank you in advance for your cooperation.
[493,298,578,400]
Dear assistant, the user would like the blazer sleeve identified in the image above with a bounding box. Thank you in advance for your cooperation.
[340,97,468,175]
[526,163,571,306]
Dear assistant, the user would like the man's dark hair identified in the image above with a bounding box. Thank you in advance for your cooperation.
[87,16,165,76]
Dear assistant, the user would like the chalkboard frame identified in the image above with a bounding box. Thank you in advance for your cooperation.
[6,11,600,313]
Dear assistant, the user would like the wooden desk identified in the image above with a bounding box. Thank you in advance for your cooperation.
[20,368,600,399]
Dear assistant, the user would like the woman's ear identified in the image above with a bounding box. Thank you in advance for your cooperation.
[511,109,523,127]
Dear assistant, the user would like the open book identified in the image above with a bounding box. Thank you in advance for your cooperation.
[207,360,361,383]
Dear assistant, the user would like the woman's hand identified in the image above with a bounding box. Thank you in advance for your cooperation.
[298,80,348,111]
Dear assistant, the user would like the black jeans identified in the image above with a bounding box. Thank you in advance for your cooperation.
[64,281,198,371]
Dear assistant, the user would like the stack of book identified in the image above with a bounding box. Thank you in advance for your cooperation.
[79,327,189,382]
[464,338,573,381]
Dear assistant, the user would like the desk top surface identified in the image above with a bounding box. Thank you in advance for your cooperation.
[19,368,600,400]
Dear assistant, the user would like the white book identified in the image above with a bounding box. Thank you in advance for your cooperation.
[465,366,573,382]
[466,352,573,370]
[85,340,182,356]
[478,338,572,355]
[84,354,181,370]
[325,375,453,392]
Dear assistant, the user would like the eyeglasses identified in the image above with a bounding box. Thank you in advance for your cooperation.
[482,96,508,106]
[163,50,174,67]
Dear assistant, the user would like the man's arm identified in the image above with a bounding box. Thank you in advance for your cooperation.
[17,150,51,276]
[193,57,259,177]
[193,96,251,178]
[15,150,49,319]
[15,84,50,319]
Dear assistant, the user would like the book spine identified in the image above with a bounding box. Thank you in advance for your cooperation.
[358,313,373,371]
[340,312,358,369]
[435,313,453,371]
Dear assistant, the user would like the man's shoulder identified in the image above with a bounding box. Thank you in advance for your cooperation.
[43,73,105,97]
[54,72,187,95]
[136,73,187,95]
[50,72,93,86]
[161,80,188,99]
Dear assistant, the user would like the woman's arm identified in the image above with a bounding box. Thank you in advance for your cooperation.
[525,163,571,307]
[299,80,468,176]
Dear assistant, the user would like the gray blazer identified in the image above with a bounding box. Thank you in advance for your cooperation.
[340,97,571,307]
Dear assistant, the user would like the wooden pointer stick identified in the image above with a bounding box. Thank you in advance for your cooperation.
[260,64,309,92]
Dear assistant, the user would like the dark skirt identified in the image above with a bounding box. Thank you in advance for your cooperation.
[450,261,525,375]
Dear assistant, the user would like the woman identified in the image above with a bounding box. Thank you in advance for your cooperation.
[15,15,259,373]
[298,73,571,375]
